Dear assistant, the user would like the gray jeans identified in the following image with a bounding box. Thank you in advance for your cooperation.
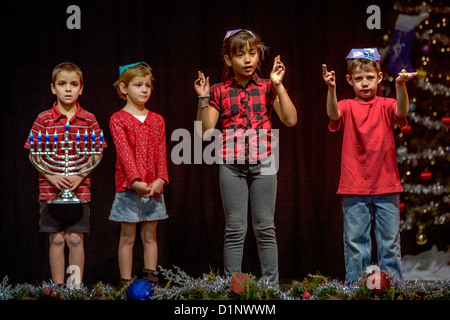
[219,160,278,284]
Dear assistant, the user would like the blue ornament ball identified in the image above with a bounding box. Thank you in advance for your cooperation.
[127,279,154,300]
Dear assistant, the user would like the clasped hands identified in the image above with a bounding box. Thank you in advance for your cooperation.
[46,174,84,192]
[131,178,165,198]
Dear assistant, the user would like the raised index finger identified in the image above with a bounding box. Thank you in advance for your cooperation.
[322,64,328,76]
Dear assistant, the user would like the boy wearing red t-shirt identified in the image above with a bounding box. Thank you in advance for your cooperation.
[322,48,416,284]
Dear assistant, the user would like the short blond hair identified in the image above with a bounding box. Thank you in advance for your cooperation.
[347,58,381,75]
[114,64,154,100]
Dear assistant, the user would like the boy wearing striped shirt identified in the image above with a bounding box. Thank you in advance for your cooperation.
[25,62,104,286]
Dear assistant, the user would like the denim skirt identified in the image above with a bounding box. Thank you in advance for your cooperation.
[109,189,168,223]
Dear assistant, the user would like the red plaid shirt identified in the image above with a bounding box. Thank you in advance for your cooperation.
[24,102,105,201]
[209,74,277,163]
[109,109,169,193]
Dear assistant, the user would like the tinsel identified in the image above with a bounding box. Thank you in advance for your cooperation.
[0,276,12,300]
[397,146,447,164]
[0,276,127,300]
[1,266,449,300]
[393,1,450,15]
[402,183,449,195]
[400,196,450,231]
[407,112,449,131]
[151,266,287,300]
[416,79,450,97]
[152,266,231,300]
[288,268,450,300]
[416,30,450,47]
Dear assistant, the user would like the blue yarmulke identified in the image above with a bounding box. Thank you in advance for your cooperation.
[346,48,381,61]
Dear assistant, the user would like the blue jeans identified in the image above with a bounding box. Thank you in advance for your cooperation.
[219,160,278,284]
[343,194,402,284]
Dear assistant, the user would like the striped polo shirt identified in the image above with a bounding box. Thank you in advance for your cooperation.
[24,102,105,201]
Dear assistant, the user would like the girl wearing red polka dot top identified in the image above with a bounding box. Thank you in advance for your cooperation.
[109,62,169,285]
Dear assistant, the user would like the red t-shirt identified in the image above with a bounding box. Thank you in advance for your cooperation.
[24,102,105,201]
[109,109,169,193]
[329,96,407,195]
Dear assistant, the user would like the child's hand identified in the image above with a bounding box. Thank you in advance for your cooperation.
[322,64,336,88]
[396,69,417,84]
[68,175,84,191]
[46,174,72,190]
[147,178,165,197]
[270,55,286,87]
[194,71,210,97]
[131,180,151,197]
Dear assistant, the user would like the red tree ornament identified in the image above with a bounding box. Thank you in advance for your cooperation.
[442,116,450,126]
[366,270,391,295]
[420,171,432,181]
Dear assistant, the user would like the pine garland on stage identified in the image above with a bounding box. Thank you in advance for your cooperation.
[1,266,448,300]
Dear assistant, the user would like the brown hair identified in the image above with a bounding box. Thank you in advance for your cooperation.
[52,62,83,86]
[221,30,269,82]
[347,58,381,75]
[113,64,154,100]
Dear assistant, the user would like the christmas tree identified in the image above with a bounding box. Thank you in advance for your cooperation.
[379,1,449,246]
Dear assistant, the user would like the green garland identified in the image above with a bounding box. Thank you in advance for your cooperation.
[1,267,449,300]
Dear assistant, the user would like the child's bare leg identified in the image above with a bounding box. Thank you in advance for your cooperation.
[49,232,66,284]
[65,232,84,284]
[141,221,158,271]
[118,222,136,280]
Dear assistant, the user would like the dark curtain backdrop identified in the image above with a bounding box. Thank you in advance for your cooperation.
[1,0,423,285]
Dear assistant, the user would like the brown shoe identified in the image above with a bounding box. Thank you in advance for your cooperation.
[142,269,159,286]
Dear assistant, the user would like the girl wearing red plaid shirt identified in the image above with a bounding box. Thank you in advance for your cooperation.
[109,62,169,286]
[194,29,297,285]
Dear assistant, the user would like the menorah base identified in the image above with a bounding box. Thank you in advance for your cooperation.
[49,189,83,204]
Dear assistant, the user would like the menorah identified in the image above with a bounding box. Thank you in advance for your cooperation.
[29,121,104,204]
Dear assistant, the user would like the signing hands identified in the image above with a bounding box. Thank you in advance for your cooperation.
[322,64,336,88]
[396,69,417,84]
[194,71,210,97]
[270,55,286,87]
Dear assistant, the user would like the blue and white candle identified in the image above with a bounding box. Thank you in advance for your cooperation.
[53,131,58,150]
